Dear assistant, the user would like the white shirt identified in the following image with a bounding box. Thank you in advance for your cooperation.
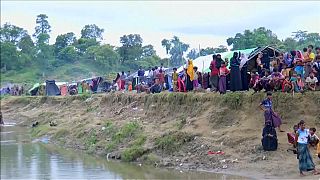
[306,77,318,84]
[297,129,309,144]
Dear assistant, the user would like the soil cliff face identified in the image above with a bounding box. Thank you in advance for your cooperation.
[1,92,319,179]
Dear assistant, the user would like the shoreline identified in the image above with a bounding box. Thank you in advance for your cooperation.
[1,92,319,179]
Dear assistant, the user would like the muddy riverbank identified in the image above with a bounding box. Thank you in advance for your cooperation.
[1,92,320,179]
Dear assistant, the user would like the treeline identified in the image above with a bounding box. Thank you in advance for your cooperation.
[1,14,320,80]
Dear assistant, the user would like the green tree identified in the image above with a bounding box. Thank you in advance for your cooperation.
[0,42,19,71]
[0,23,28,44]
[187,49,199,60]
[86,45,119,70]
[200,47,215,56]
[162,36,189,67]
[57,46,79,63]
[227,27,281,50]
[118,34,143,64]
[213,45,228,53]
[54,32,76,54]
[33,14,51,43]
[142,44,156,57]
[161,39,171,54]
[81,24,104,40]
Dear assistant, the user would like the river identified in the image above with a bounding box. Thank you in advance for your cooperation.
[1,122,245,179]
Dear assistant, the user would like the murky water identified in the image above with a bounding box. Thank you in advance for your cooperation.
[1,123,245,179]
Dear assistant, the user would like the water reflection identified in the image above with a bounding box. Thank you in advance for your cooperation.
[1,125,245,179]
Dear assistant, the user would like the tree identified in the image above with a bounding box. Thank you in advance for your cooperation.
[227,27,281,50]
[57,46,79,63]
[81,24,104,40]
[86,45,120,70]
[75,38,99,54]
[33,14,51,42]
[0,42,19,71]
[118,34,143,64]
[18,35,35,54]
[161,36,189,67]
[200,47,215,56]
[0,23,28,44]
[187,49,199,60]
[54,32,76,54]
[161,39,171,54]
[142,45,156,57]
[213,45,228,53]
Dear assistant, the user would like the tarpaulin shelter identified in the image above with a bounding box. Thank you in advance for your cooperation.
[247,45,282,72]
[177,48,256,73]
[45,80,61,96]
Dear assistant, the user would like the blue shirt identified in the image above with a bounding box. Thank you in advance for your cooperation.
[261,98,272,109]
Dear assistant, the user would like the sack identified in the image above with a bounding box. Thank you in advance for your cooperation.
[262,125,278,151]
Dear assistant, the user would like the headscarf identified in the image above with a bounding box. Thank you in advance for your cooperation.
[240,53,249,69]
[187,59,194,81]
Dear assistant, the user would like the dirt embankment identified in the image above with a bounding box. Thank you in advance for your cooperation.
[1,92,320,179]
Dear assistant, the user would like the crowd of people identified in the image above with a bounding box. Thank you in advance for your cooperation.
[109,45,320,95]
[259,92,320,176]
[1,85,25,96]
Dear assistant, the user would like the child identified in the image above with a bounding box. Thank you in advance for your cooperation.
[288,124,299,145]
[282,76,292,93]
[309,128,319,148]
[250,71,261,93]
[218,62,230,94]
[172,68,178,92]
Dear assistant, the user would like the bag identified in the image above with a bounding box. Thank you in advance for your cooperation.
[262,125,278,151]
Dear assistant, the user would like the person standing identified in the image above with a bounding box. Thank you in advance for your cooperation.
[138,66,145,85]
[186,60,194,91]
[295,120,319,176]
[230,52,242,91]
[120,72,126,90]
[172,68,178,92]
[209,55,219,91]
[259,92,284,132]
[218,62,230,94]
[240,53,249,91]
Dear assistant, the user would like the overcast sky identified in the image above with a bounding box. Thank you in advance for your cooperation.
[1,1,320,58]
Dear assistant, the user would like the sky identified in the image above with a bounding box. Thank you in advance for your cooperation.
[1,1,320,58]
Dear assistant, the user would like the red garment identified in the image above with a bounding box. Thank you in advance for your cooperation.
[219,66,229,76]
[120,80,125,90]
[210,60,219,76]
[177,77,186,92]
[157,73,165,84]
[281,79,292,92]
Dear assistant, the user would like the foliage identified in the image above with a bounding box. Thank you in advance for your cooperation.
[161,36,189,67]
[222,92,244,109]
[227,27,281,50]
[81,24,104,40]
[155,131,193,154]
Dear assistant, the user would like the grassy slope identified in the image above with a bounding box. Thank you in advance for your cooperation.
[1,62,107,85]
[1,92,320,179]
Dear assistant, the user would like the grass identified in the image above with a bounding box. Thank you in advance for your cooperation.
[53,128,70,139]
[155,131,194,154]
[85,129,98,149]
[222,92,244,109]
[176,116,187,130]
[31,125,51,137]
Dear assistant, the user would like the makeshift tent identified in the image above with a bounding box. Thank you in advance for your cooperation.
[45,80,61,96]
[247,46,282,72]
[29,83,40,96]
[178,48,256,73]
